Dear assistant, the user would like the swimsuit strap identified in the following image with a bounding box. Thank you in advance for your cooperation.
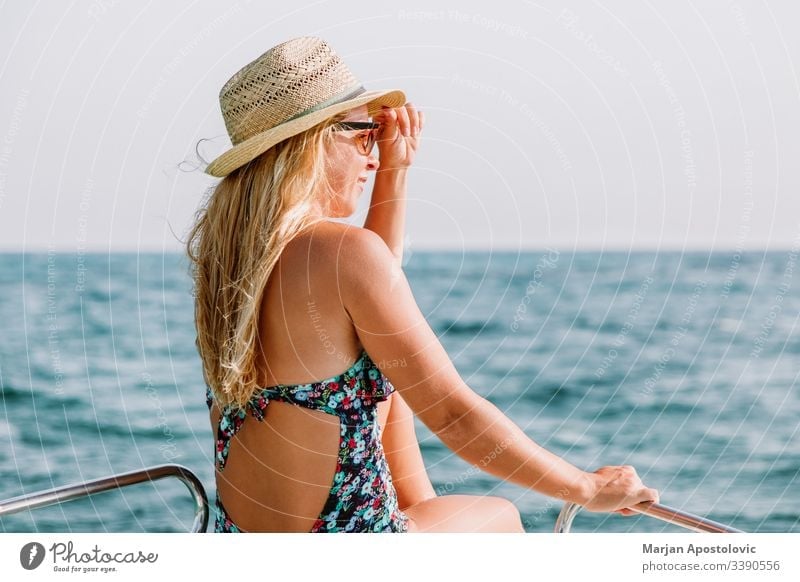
[205,349,394,472]
[207,385,277,471]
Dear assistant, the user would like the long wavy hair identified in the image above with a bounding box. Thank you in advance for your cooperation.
[187,112,348,410]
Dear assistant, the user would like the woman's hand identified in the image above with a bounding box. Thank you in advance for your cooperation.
[373,103,424,170]
[581,465,660,516]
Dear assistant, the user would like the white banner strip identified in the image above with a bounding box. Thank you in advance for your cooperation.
[1,533,797,581]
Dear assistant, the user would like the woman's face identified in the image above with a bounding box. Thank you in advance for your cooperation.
[323,105,379,217]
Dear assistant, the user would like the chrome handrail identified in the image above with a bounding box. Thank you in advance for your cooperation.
[0,464,209,533]
[555,501,744,533]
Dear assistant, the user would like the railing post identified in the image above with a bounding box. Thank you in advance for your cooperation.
[0,464,209,533]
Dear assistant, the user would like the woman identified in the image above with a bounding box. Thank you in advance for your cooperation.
[187,36,659,533]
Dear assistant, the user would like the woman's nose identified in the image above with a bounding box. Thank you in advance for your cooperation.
[366,152,379,171]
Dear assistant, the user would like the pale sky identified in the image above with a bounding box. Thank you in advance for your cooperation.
[1,0,798,252]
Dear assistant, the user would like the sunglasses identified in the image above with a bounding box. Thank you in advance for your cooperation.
[334,121,380,156]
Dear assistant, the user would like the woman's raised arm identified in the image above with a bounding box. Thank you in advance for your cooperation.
[363,103,424,262]
[339,227,659,513]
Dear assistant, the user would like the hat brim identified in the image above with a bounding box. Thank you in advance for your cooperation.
[205,89,406,177]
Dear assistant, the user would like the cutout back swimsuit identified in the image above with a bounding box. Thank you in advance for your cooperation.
[205,348,410,532]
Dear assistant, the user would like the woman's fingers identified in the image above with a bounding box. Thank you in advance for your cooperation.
[585,465,660,514]
[406,103,420,137]
[375,103,422,168]
[621,485,659,516]
[616,487,659,517]
[378,106,399,139]
[395,104,411,137]
[379,103,423,139]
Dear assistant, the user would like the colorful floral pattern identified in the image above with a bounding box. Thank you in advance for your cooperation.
[205,349,410,533]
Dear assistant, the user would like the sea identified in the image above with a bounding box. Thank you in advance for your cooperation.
[1,250,798,533]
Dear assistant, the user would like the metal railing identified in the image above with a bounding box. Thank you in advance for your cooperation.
[555,501,743,533]
[0,464,209,533]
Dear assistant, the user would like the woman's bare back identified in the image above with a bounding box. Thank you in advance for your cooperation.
[209,222,392,532]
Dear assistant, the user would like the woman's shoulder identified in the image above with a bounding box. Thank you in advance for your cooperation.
[305,221,378,243]
[277,224,385,294]
[292,222,388,264]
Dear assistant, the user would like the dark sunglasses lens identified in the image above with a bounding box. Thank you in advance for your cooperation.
[364,131,376,154]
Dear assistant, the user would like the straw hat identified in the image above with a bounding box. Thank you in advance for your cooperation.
[205,37,406,177]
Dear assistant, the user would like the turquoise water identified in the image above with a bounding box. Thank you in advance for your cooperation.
[1,251,798,533]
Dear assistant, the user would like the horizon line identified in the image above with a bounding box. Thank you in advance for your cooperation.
[1,245,799,254]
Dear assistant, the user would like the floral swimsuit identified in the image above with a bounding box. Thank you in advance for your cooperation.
[205,348,410,533]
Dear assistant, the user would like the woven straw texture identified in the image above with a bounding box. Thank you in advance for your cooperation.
[206,37,405,177]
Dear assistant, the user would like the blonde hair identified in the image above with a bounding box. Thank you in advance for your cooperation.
[187,114,347,410]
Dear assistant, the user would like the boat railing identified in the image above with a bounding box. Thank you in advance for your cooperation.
[0,464,209,533]
[555,501,744,533]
